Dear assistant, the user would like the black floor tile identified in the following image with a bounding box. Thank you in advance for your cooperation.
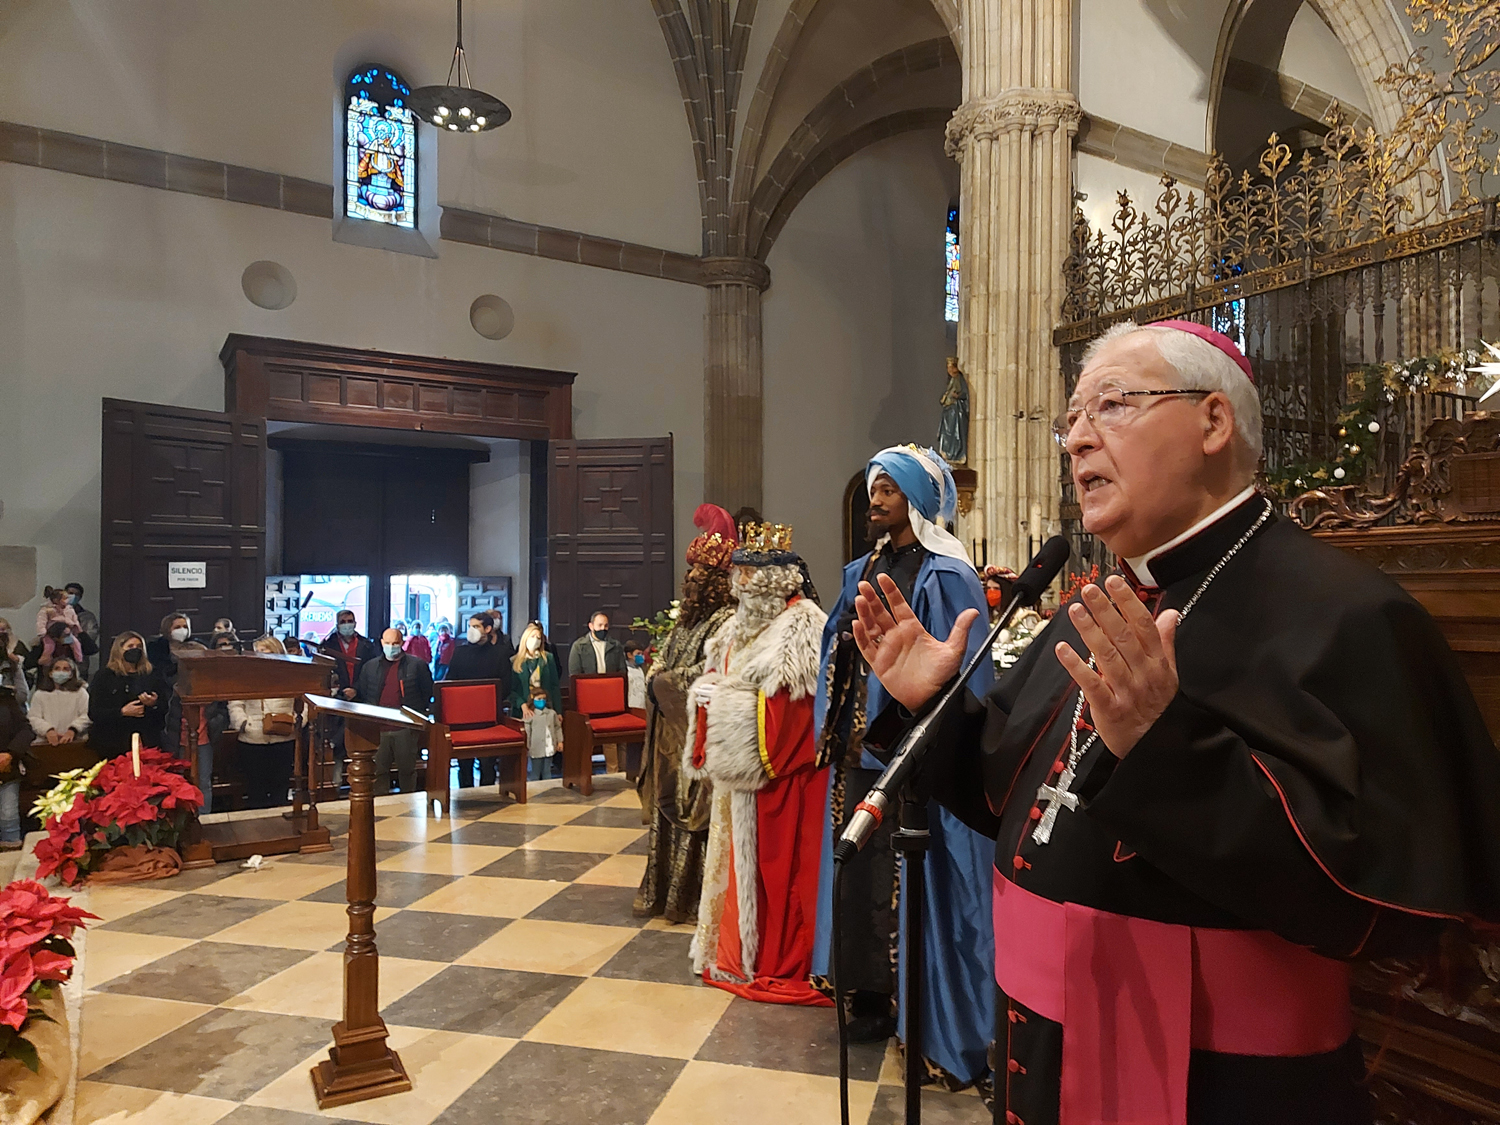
[302,870,456,908]
[432,1041,684,1125]
[432,821,555,848]
[471,850,610,882]
[327,909,506,961]
[595,930,698,985]
[567,805,648,829]
[618,832,652,856]
[90,1008,332,1101]
[695,995,886,1081]
[524,883,645,928]
[96,893,279,939]
[380,964,583,1037]
[96,941,312,1005]
[867,1084,992,1124]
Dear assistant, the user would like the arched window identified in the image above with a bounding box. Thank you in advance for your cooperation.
[944,205,960,323]
[344,66,417,229]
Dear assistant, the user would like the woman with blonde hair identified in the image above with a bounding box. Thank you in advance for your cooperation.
[87,632,170,757]
[228,635,297,808]
[509,621,561,715]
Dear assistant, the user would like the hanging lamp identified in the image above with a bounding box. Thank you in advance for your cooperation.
[407,0,511,134]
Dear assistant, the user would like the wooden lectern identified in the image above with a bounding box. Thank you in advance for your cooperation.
[175,649,336,867]
[306,695,428,1109]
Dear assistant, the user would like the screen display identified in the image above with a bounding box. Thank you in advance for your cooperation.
[298,575,370,644]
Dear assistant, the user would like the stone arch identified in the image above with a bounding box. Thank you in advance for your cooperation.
[1207,0,1411,146]
[744,36,961,259]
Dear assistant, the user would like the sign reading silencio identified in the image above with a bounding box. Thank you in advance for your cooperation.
[167,562,207,589]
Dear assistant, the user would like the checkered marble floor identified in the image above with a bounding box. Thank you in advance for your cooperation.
[71,776,991,1125]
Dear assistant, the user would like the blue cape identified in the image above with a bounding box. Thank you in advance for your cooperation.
[812,549,996,1086]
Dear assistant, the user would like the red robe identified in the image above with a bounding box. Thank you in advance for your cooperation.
[686,595,831,1006]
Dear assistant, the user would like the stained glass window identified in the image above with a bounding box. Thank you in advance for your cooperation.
[345,66,417,229]
[945,206,961,323]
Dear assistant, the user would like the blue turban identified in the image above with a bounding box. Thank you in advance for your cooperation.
[865,445,970,562]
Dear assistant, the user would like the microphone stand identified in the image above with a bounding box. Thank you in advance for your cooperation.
[831,574,1060,1125]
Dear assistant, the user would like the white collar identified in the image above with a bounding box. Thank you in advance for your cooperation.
[1124,486,1257,588]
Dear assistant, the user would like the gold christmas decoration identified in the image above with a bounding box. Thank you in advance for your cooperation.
[738,522,795,553]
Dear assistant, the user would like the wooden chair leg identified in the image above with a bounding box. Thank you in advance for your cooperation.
[603,743,619,773]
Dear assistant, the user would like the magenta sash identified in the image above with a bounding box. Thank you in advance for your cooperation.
[992,870,1352,1125]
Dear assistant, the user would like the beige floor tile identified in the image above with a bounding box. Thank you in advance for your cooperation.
[73,1081,237,1124]
[573,852,647,888]
[372,815,471,843]
[456,918,634,976]
[522,824,645,854]
[600,787,645,809]
[84,932,196,988]
[524,976,732,1059]
[223,950,445,1020]
[79,994,215,1077]
[197,860,347,901]
[642,917,697,934]
[376,842,511,876]
[77,884,184,924]
[209,899,397,950]
[248,1026,514,1125]
[878,1039,903,1085]
[477,802,585,825]
[647,1061,879,1125]
[406,875,564,918]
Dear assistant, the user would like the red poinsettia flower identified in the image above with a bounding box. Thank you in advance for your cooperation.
[0,951,34,1031]
[28,948,73,984]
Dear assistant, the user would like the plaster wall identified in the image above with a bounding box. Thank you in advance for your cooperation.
[763,129,960,595]
[1278,4,1371,111]
[0,0,701,254]
[470,440,529,640]
[0,163,705,631]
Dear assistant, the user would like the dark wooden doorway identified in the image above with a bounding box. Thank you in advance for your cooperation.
[547,439,674,650]
[100,399,266,644]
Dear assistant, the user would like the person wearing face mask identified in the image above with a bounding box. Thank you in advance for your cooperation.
[521,671,564,781]
[356,627,433,795]
[403,621,432,664]
[24,619,87,683]
[0,680,32,849]
[87,632,170,757]
[147,612,206,759]
[433,623,456,681]
[319,610,376,702]
[0,620,28,708]
[509,623,562,716]
[980,566,1019,624]
[445,613,511,788]
[28,656,90,746]
[35,585,79,645]
[64,584,100,676]
[623,641,648,708]
[567,611,625,679]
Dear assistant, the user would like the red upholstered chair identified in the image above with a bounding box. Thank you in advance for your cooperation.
[563,673,648,796]
[429,679,527,814]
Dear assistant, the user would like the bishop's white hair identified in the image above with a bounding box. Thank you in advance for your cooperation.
[1082,321,1264,470]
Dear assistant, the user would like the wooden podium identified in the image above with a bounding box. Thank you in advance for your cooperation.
[306,695,428,1109]
[174,649,336,867]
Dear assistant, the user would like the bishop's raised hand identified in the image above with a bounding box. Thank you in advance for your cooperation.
[853,573,978,711]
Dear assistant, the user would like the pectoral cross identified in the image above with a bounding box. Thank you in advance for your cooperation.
[1032,766,1079,845]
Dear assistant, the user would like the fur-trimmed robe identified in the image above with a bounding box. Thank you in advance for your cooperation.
[684,594,832,1006]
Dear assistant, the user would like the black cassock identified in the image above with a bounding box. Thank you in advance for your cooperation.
[875,494,1500,1125]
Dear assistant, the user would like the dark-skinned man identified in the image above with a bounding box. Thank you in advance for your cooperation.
[810,444,997,1094]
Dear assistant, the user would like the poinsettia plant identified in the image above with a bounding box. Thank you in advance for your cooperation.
[33,750,203,888]
[0,880,96,1071]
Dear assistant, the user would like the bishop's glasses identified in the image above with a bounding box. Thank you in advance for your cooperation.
[1052,388,1213,445]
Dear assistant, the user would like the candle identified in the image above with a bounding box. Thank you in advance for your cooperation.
[131,732,141,777]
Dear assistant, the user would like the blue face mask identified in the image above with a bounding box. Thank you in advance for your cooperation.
[633,653,645,666]
[532,697,548,711]
[337,622,356,637]
[383,643,402,660]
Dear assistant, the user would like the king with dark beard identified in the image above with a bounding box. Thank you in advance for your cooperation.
[634,504,739,923]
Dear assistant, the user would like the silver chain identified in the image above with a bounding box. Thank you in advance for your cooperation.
[1060,499,1274,772]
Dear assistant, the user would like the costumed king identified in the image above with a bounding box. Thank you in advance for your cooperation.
[812,444,997,1093]
[685,522,831,1005]
[855,320,1500,1125]
[634,504,739,923]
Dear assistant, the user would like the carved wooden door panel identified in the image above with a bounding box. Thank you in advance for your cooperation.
[547,438,673,652]
[100,399,266,644]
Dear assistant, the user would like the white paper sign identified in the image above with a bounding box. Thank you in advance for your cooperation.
[168,561,207,589]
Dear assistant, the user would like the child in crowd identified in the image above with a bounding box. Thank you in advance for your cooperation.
[229,636,298,808]
[28,656,90,745]
[624,641,648,709]
[522,670,563,781]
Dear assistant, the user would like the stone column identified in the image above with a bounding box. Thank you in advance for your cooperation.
[946,0,1079,569]
[701,255,771,514]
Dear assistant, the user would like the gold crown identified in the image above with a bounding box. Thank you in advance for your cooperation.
[739,522,794,552]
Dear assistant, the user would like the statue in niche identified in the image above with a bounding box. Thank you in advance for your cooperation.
[938,356,970,465]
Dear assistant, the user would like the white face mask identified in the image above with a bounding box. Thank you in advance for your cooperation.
[170,627,189,642]
[526,635,541,652]
[467,626,484,644]
[383,643,402,660]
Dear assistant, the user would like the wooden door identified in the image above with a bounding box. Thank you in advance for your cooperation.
[548,439,674,650]
[457,577,512,636]
[100,399,266,644]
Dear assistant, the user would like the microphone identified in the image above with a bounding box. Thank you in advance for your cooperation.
[833,535,1071,862]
